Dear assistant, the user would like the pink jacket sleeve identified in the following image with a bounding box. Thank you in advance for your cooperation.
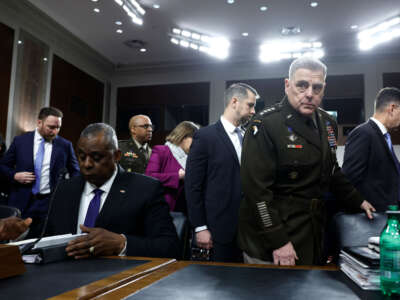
[145,146,180,189]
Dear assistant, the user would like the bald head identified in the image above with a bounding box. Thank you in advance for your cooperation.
[129,114,153,144]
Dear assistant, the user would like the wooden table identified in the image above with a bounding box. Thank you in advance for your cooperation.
[0,256,175,300]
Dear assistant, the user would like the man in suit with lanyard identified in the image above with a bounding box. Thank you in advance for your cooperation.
[0,107,80,238]
[185,83,258,262]
[343,87,400,211]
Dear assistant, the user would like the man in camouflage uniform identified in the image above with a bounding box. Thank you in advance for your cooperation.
[238,57,375,266]
[119,115,153,174]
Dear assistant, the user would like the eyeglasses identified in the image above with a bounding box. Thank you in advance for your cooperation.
[294,80,324,95]
[134,124,154,130]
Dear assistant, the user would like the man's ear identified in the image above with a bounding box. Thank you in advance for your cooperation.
[114,149,122,162]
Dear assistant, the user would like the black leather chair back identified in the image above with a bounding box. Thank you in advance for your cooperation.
[333,212,387,248]
[0,205,21,219]
[170,212,189,260]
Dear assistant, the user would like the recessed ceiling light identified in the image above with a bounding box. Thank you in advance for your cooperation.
[227,0,235,4]
[115,21,122,25]
[43,57,48,62]
[242,32,249,37]
[91,0,99,2]
[18,40,22,45]
[310,2,318,7]
[351,25,358,30]
[153,4,160,9]
[93,8,100,13]
[140,48,147,52]
[116,29,123,34]
[260,6,268,11]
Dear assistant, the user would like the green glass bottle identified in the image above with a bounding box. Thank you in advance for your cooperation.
[380,205,400,296]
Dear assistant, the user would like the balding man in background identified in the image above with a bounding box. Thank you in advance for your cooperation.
[119,115,153,174]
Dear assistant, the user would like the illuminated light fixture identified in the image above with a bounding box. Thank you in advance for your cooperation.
[139,48,147,52]
[115,21,122,25]
[18,40,22,45]
[153,4,160,9]
[227,0,235,4]
[91,0,99,2]
[93,8,100,13]
[242,32,249,37]
[350,25,358,30]
[310,2,318,8]
[114,0,145,26]
[259,40,325,63]
[260,6,268,11]
[116,29,123,34]
[358,16,400,51]
[169,27,230,59]
[43,57,48,62]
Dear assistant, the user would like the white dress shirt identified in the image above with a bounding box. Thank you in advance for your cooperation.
[370,117,388,135]
[220,116,244,162]
[33,129,52,194]
[76,166,118,233]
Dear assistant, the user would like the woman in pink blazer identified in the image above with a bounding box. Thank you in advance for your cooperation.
[145,121,199,212]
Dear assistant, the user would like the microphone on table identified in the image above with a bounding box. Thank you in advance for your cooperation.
[20,168,68,254]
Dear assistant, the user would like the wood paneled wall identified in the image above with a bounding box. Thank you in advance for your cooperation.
[50,55,104,146]
[0,22,14,138]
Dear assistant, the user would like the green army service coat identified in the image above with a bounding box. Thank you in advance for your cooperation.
[238,97,363,265]
[118,138,150,174]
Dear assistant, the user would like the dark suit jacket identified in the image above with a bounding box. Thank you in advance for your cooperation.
[0,131,80,215]
[185,120,242,244]
[46,168,180,258]
[342,119,400,211]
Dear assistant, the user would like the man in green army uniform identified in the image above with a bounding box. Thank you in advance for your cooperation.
[119,115,153,174]
[238,57,375,266]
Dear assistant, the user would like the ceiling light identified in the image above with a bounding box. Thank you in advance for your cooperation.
[227,0,235,4]
[281,26,301,36]
[139,48,147,52]
[93,8,100,13]
[115,21,122,25]
[259,40,324,63]
[153,4,160,9]
[91,0,99,2]
[170,27,230,59]
[114,0,145,26]
[116,29,123,34]
[242,32,249,37]
[260,6,268,11]
[310,2,318,8]
[350,25,358,30]
[358,15,400,51]
[18,40,22,45]
[43,57,48,62]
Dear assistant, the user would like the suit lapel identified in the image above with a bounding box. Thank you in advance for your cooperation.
[96,168,128,228]
[28,131,35,170]
[215,120,240,165]
[282,100,321,149]
[369,120,400,173]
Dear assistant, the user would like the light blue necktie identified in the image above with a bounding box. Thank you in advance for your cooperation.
[32,139,45,194]
[83,189,103,227]
[234,127,243,146]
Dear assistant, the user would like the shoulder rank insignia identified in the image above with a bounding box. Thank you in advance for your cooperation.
[251,125,258,135]
[259,106,276,116]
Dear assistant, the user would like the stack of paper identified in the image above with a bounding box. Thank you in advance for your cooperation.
[339,246,380,290]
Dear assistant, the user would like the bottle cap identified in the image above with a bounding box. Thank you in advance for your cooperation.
[388,205,399,211]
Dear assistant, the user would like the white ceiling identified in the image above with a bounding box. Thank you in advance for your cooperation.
[28,0,400,68]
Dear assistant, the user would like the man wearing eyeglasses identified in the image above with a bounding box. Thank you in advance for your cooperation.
[119,115,153,174]
[343,87,400,212]
[238,57,375,266]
